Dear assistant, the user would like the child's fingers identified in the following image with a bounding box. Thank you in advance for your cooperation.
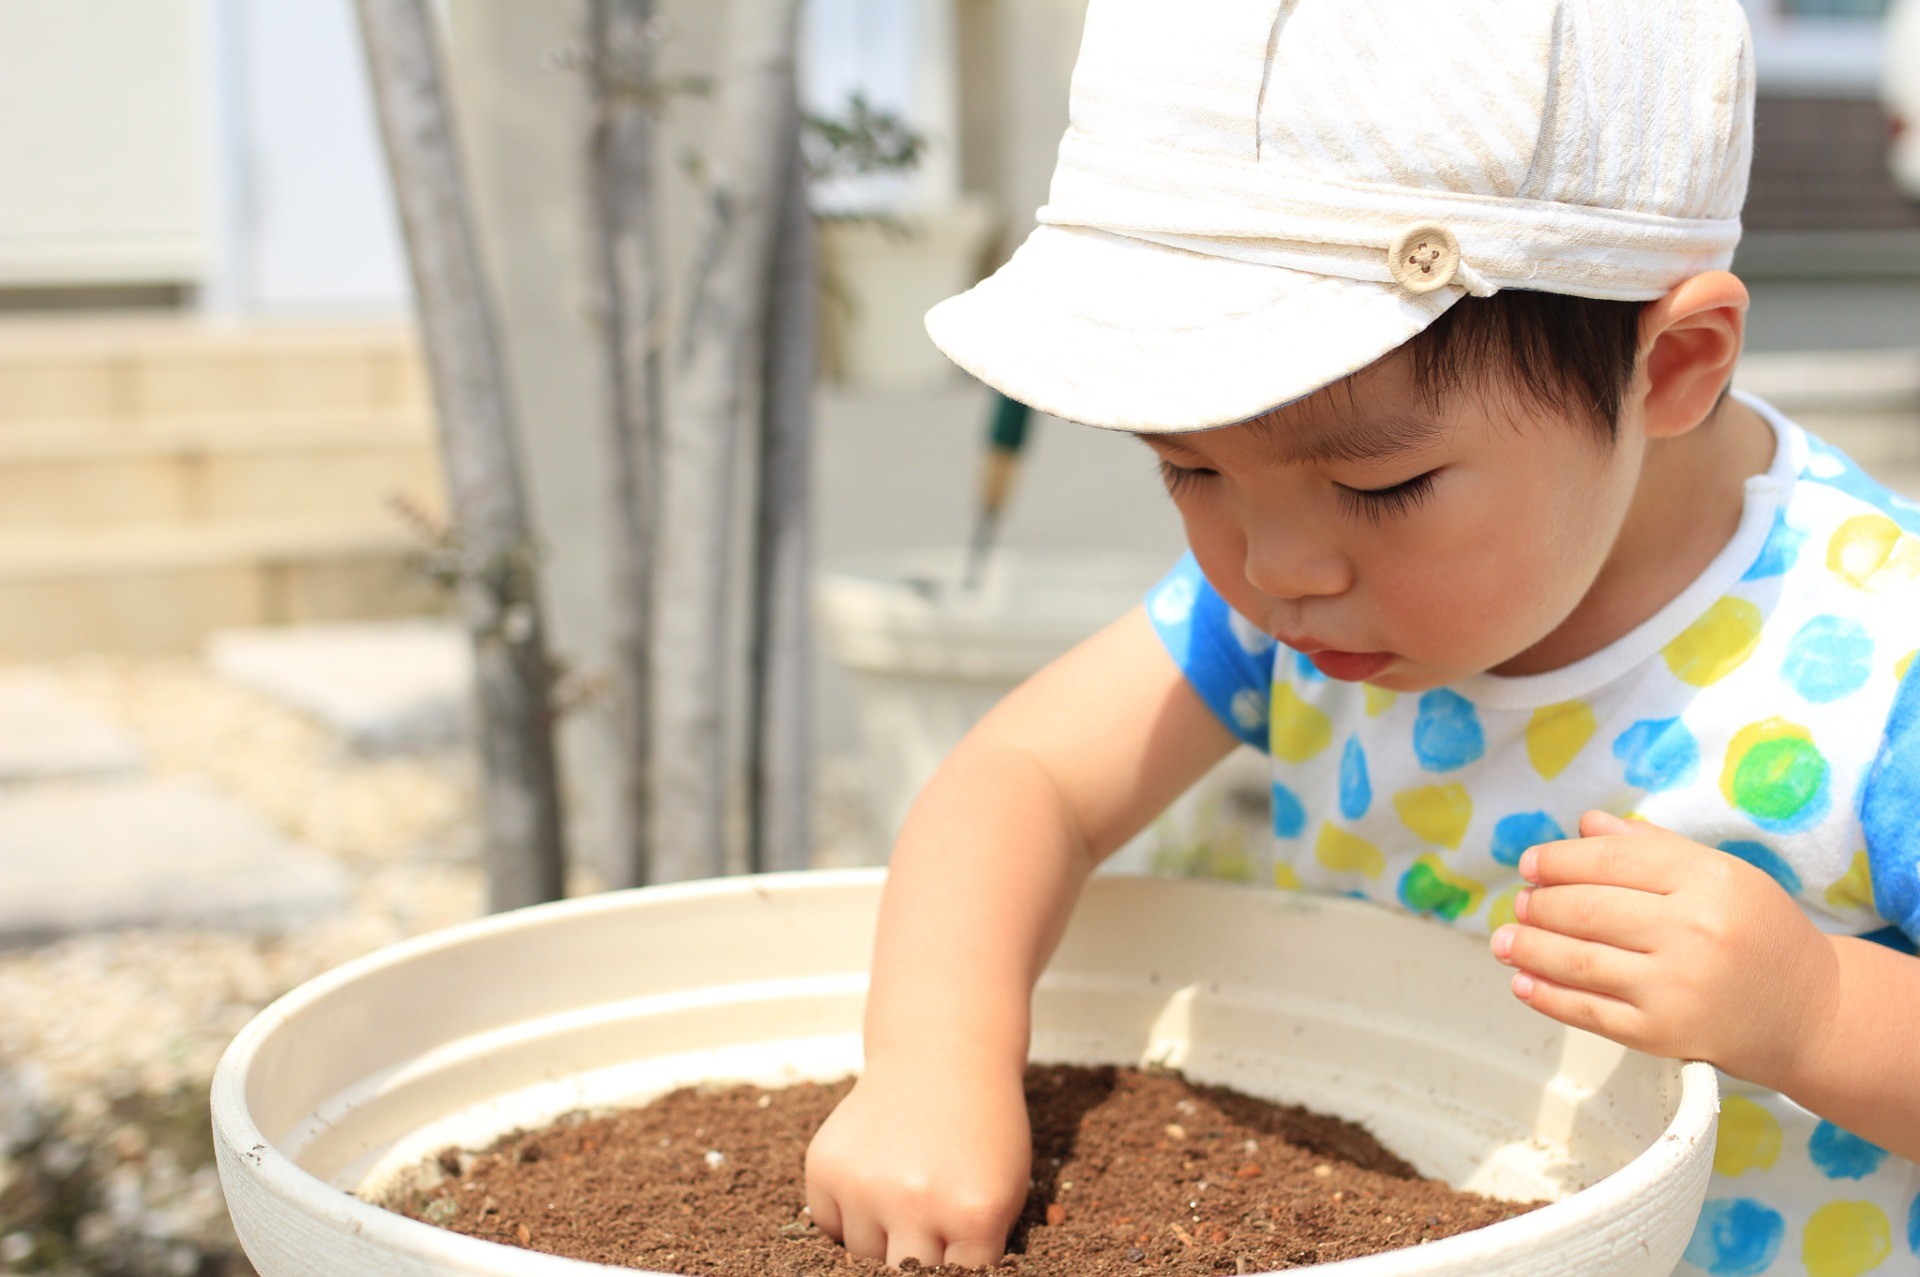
[1509,971,1648,1048]
[1520,834,1680,893]
[886,1228,946,1270]
[1516,883,1665,952]
[841,1213,889,1263]
[943,1233,1013,1269]
[805,1186,845,1245]
[1578,809,1665,839]
[1492,924,1647,1001]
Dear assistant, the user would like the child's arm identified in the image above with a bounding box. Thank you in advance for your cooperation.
[804,604,1240,1269]
[1492,812,1920,1160]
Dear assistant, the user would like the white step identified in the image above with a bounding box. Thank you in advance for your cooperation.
[0,315,429,423]
[0,516,440,658]
[0,408,443,532]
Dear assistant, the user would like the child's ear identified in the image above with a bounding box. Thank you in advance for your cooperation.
[1635,271,1750,441]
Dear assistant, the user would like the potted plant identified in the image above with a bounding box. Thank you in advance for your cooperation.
[212,870,1717,1276]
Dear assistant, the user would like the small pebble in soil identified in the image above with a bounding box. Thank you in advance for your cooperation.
[387,1064,1543,1276]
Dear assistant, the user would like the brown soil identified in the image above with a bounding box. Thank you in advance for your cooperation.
[386,1064,1542,1275]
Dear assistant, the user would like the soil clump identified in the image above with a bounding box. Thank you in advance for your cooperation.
[389,1064,1541,1274]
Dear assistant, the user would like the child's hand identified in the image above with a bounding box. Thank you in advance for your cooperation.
[804,1058,1031,1269]
[1490,810,1841,1091]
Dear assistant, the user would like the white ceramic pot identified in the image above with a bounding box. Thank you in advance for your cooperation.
[816,547,1187,863]
[212,871,1717,1277]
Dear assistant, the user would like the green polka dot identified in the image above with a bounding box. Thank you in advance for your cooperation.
[1719,718,1831,832]
[1397,854,1485,921]
[1732,737,1827,821]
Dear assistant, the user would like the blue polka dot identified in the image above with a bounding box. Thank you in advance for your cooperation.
[1611,717,1700,793]
[1412,690,1484,772]
[1808,1120,1889,1180]
[1338,737,1371,820]
[1272,781,1307,839]
[1906,1191,1920,1256]
[1741,510,1806,581]
[1682,1198,1784,1276]
[1781,615,1875,704]
[1491,812,1565,868]
[1716,840,1803,895]
[1294,650,1327,682]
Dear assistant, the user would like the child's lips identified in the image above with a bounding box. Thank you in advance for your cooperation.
[1303,649,1394,682]
[1274,633,1394,683]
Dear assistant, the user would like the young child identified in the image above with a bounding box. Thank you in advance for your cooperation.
[804,2,1920,1274]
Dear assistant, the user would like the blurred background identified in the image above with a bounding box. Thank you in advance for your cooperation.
[1,0,1917,1272]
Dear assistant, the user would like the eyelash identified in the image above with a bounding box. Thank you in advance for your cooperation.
[1156,460,1439,522]
[1336,470,1439,522]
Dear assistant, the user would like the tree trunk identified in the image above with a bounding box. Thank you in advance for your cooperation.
[581,0,665,888]
[749,89,815,875]
[652,0,805,881]
[356,0,567,911]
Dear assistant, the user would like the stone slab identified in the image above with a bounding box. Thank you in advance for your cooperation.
[206,620,470,753]
[0,777,350,946]
[0,674,144,781]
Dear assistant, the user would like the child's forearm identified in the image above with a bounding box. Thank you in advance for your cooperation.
[861,733,1100,1079]
[1781,936,1920,1162]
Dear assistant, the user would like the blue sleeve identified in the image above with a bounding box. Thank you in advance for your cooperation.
[1144,552,1277,752]
[1862,656,1920,944]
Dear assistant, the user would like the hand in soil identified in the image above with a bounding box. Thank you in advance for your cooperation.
[391,1065,1543,1276]
[805,1061,1031,1267]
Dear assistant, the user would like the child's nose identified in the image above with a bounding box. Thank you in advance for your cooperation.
[1241,523,1352,601]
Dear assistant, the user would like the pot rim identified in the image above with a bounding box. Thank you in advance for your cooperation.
[212,871,1718,1276]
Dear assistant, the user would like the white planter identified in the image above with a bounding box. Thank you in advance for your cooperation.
[817,197,996,390]
[816,547,1194,864]
[212,871,1717,1277]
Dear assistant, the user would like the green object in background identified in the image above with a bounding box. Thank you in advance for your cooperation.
[965,392,1036,589]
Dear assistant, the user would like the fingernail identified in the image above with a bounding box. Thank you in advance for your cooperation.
[1518,849,1537,882]
[1491,925,1514,960]
[1512,973,1535,1000]
[1514,889,1531,923]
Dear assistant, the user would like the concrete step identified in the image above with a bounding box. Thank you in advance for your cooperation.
[0,408,443,532]
[0,516,442,658]
[0,315,429,424]
[0,776,350,946]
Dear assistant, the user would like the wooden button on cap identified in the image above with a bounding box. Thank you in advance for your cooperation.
[1388,222,1462,294]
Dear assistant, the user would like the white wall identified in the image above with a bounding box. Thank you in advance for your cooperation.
[205,0,411,315]
[0,0,211,286]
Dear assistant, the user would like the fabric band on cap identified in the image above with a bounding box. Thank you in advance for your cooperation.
[1039,132,1744,302]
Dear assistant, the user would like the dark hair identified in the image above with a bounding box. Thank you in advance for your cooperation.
[1406,290,1647,441]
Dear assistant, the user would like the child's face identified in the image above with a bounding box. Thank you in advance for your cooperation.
[1142,347,1648,691]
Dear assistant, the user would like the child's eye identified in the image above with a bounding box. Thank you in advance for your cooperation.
[1156,459,1215,497]
[1336,470,1439,522]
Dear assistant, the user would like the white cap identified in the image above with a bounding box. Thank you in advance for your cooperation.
[925,0,1756,433]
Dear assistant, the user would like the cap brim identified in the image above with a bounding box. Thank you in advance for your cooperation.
[925,224,1462,433]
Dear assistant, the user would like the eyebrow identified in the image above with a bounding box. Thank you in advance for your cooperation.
[1142,409,1449,467]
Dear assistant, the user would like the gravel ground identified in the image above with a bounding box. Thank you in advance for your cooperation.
[0,655,484,1277]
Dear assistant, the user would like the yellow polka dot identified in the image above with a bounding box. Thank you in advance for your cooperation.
[1828,515,1920,592]
[1898,648,1916,682]
[1270,685,1333,763]
[1663,596,1763,687]
[1315,823,1384,879]
[1825,851,1876,914]
[1712,1095,1783,1177]
[1802,1201,1891,1277]
[1392,783,1473,849]
[1527,701,1597,780]
[1274,863,1304,891]
[1486,885,1522,931]
[1363,684,1398,717]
